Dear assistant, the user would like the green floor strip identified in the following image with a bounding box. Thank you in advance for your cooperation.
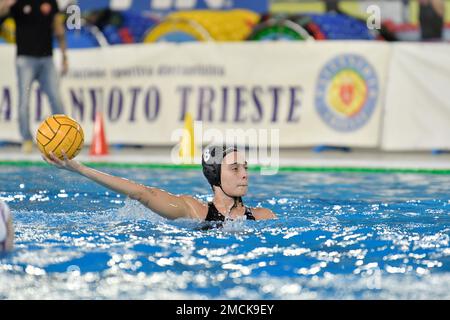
[0,160,449,175]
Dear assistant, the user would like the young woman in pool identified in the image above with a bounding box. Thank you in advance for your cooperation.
[43,145,277,222]
[0,201,14,252]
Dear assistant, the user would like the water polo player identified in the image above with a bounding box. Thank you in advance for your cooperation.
[42,145,276,222]
[0,201,14,252]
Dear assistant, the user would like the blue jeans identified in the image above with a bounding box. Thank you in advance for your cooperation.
[16,55,65,141]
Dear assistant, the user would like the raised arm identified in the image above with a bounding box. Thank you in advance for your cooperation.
[43,152,193,220]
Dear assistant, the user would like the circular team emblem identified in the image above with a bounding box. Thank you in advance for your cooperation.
[315,54,378,132]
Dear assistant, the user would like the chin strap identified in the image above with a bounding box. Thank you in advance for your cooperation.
[213,184,244,218]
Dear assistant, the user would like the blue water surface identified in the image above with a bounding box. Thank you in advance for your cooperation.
[0,166,449,299]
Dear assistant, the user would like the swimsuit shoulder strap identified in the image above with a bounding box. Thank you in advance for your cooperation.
[205,202,256,222]
[244,206,256,221]
[205,202,225,222]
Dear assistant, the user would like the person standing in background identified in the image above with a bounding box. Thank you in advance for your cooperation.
[419,0,445,40]
[0,0,67,154]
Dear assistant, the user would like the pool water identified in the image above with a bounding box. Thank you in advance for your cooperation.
[0,166,449,299]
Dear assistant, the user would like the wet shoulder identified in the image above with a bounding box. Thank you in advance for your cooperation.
[251,207,277,220]
[180,195,208,220]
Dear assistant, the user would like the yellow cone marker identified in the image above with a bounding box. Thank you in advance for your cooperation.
[179,112,195,163]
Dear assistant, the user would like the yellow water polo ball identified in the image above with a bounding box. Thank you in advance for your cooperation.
[36,114,84,160]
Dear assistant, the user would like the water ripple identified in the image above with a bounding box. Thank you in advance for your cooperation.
[0,168,449,299]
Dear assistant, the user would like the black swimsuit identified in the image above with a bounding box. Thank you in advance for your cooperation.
[205,202,256,222]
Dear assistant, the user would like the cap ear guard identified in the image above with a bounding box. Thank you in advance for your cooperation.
[202,165,220,187]
[202,147,221,187]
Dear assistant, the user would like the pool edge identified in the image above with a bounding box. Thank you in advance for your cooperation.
[1,160,449,175]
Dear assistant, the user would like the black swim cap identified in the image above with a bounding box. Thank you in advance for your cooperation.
[202,144,238,187]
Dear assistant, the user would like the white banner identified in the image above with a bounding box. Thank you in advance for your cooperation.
[0,42,390,147]
[382,43,450,151]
